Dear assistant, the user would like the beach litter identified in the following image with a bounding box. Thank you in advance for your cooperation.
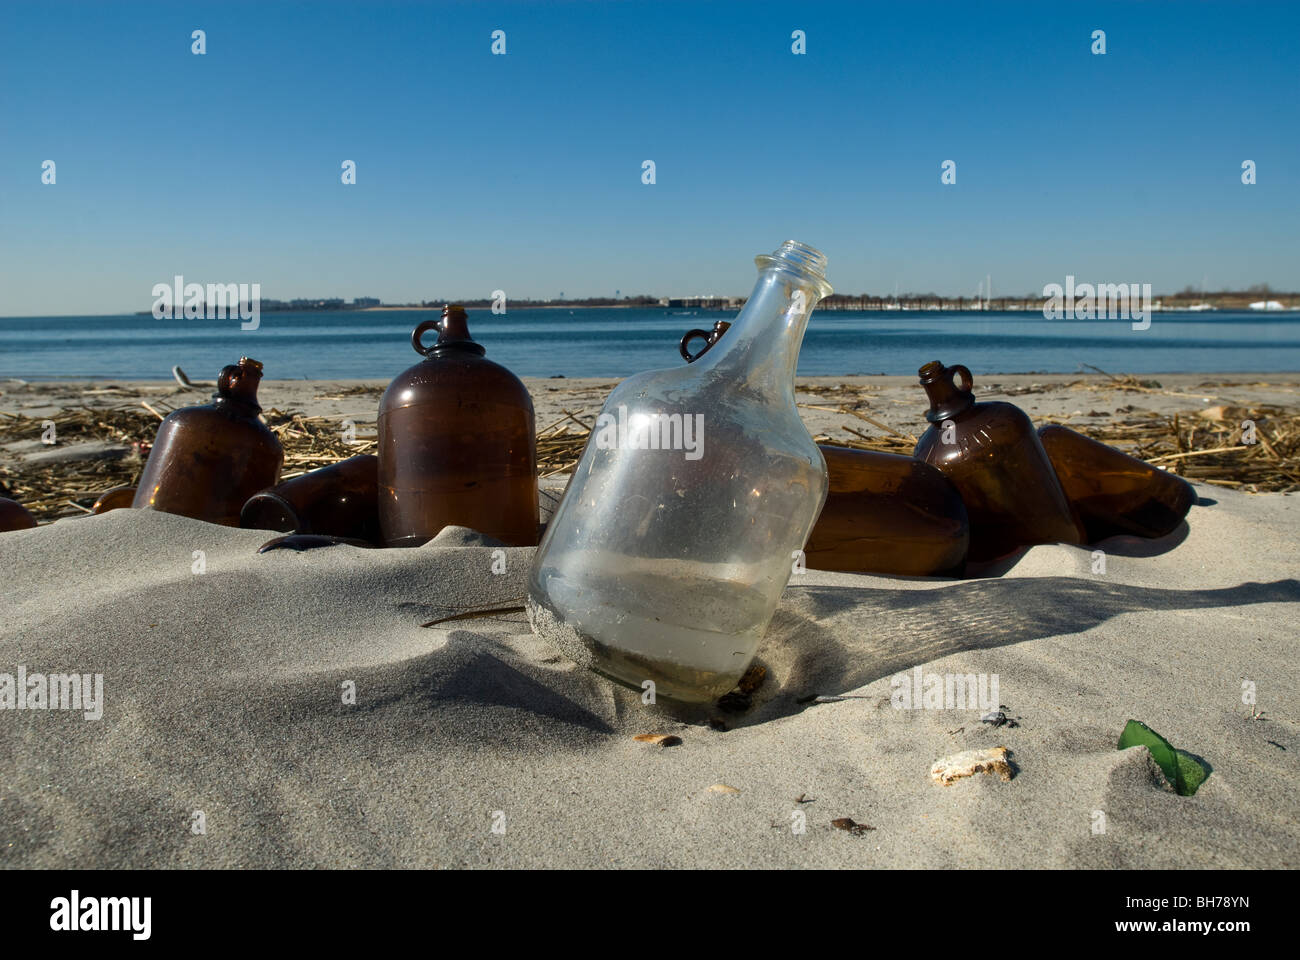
[377,306,538,547]
[915,361,1083,560]
[930,746,1015,786]
[796,693,872,705]
[1117,719,1210,796]
[632,734,682,748]
[5,380,1298,524]
[526,243,833,704]
[981,709,1020,729]
[714,663,769,714]
[716,692,752,713]
[831,817,875,835]
[736,664,767,694]
[131,357,283,526]
[257,533,378,553]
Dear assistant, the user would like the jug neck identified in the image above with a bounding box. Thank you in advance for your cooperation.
[412,305,486,359]
[919,361,976,423]
[696,241,832,399]
[214,357,265,416]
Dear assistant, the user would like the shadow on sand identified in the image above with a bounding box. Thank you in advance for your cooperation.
[658,576,1299,726]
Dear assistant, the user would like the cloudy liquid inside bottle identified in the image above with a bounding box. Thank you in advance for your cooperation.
[527,556,772,703]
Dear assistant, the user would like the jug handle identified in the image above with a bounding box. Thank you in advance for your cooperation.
[217,364,245,397]
[679,328,714,363]
[948,364,974,393]
[411,319,442,356]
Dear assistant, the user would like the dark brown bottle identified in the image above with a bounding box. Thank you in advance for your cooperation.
[241,454,381,543]
[91,485,136,514]
[378,305,538,547]
[1038,425,1195,541]
[132,357,284,525]
[913,361,1084,561]
[804,446,970,575]
[0,497,37,532]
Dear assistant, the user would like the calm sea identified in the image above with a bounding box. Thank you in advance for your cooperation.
[1,308,1297,380]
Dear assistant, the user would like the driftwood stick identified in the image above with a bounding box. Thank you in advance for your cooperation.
[421,604,527,628]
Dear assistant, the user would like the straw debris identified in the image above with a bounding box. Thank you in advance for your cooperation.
[4,377,1297,522]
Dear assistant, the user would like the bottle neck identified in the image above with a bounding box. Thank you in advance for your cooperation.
[696,264,825,399]
[213,395,261,418]
[919,362,976,422]
[215,360,264,416]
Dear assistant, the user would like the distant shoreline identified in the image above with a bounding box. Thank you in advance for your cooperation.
[8,371,1300,385]
[86,301,1300,319]
[5,296,1298,320]
[360,304,647,311]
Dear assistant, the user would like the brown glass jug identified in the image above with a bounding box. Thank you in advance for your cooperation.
[132,357,284,525]
[1038,425,1195,541]
[804,446,970,576]
[91,485,136,514]
[378,305,538,547]
[241,454,381,543]
[0,497,37,532]
[913,361,1084,561]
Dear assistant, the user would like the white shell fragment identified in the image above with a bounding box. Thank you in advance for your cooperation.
[930,747,1014,786]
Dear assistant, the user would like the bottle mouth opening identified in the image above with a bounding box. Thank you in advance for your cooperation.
[918,360,945,382]
[754,240,832,297]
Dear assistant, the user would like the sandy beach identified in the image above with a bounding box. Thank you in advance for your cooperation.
[5,370,1300,449]
[1,373,1297,868]
[4,0,1298,900]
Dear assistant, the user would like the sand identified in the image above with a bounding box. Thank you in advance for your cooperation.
[1,373,1298,868]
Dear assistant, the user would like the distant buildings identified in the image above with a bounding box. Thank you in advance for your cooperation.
[662,296,741,310]
[254,297,378,311]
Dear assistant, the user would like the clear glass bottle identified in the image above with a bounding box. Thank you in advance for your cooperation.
[679,323,969,578]
[527,241,832,703]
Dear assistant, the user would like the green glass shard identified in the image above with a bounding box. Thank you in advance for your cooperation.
[1117,719,1209,796]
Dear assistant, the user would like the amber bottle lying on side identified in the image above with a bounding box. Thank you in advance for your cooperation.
[1038,425,1195,541]
[803,446,970,576]
[241,454,381,543]
[912,361,1084,561]
[0,497,37,533]
[378,306,538,547]
[132,357,284,525]
[91,485,136,514]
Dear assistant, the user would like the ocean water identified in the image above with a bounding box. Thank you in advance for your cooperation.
[0,308,1297,380]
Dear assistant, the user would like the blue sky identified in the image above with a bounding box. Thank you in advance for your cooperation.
[0,0,1296,315]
